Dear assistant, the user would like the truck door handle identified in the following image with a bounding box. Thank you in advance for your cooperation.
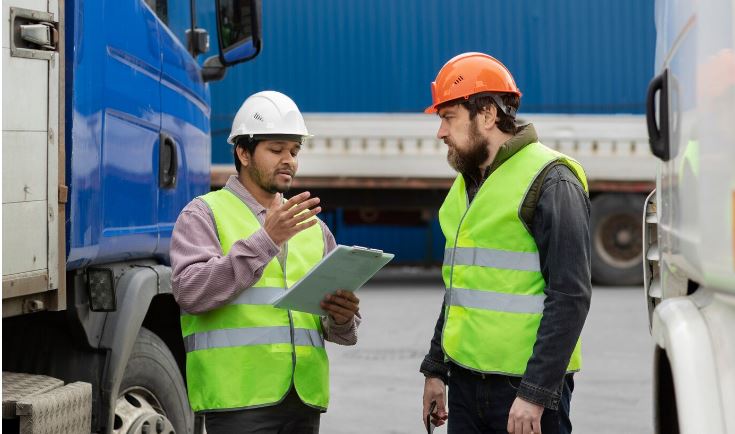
[646,69,671,161]
[159,133,178,189]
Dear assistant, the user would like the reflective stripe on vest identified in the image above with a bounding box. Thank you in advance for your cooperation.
[184,326,325,352]
[229,287,284,305]
[447,287,546,314]
[444,247,541,272]
[440,142,587,376]
[181,188,329,413]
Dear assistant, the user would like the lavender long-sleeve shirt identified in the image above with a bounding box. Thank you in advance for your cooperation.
[171,175,359,345]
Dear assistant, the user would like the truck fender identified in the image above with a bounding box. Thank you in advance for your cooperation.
[651,296,726,433]
[97,264,173,433]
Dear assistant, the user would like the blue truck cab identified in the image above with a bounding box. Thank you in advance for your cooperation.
[2,1,261,432]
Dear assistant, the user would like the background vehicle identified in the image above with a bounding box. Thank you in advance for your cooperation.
[643,0,735,432]
[206,0,658,286]
[2,0,260,432]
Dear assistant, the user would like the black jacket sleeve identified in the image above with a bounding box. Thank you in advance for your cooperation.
[419,301,450,384]
[516,164,592,410]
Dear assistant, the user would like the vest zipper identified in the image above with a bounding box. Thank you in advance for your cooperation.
[282,241,298,389]
[441,189,475,371]
[448,193,472,295]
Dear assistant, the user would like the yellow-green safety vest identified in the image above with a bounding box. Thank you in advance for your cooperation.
[181,188,329,412]
[440,142,588,375]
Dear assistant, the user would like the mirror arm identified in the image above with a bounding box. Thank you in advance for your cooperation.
[188,0,197,56]
[202,55,227,82]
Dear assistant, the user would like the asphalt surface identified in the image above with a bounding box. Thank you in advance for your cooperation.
[320,269,654,434]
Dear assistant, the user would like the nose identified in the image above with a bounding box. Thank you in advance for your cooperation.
[436,120,449,141]
[282,151,296,166]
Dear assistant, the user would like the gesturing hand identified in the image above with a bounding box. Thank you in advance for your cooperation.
[263,191,321,246]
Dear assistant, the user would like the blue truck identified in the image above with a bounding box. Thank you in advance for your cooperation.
[2,1,260,432]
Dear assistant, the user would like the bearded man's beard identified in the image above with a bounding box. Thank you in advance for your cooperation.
[446,120,489,180]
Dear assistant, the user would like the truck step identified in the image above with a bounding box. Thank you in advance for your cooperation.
[2,372,91,434]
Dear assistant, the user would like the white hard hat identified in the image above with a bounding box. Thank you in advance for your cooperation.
[227,90,311,144]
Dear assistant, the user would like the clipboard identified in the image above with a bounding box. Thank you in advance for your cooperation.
[272,244,394,315]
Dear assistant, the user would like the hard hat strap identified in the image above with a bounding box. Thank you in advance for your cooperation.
[469,92,517,119]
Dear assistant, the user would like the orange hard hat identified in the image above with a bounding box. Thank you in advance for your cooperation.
[425,52,521,114]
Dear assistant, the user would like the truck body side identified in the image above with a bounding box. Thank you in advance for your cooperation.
[644,0,735,432]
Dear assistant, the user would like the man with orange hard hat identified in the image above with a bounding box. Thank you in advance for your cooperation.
[419,52,591,434]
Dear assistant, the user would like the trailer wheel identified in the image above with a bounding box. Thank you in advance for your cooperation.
[591,193,645,286]
[114,328,193,434]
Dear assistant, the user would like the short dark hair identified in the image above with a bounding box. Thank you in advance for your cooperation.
[438,93,520,135]
[233,136,259,173]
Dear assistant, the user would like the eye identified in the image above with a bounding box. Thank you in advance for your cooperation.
[290,150,299,157]
[270,148,282,154]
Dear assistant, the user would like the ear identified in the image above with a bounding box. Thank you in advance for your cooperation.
[480,104,498,131]
[236,146,250,169]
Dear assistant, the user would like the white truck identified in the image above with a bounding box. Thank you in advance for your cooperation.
[643,0,735,432]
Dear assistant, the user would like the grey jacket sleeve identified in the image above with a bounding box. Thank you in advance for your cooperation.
[517,164,592,410]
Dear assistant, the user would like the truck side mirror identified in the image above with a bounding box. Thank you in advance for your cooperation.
[202,0,262,82]
[217,0,262,65]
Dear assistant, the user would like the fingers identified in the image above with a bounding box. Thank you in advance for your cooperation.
[321,301,356,324]
[422,386,434,429]
[284,197,321,219]
[291,206,322,225]
[325,291,360,311]
[268,193,283,210]
[432,397,447,427]
[335,289,360,304]
[294,216,320,231]
[279,191,311,212]
[531,420,542,434]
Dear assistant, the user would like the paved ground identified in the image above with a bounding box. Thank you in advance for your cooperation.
[320,269,654,434]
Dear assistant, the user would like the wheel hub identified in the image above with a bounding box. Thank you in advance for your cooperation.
[595,213,643,268]
[113,389,175,434]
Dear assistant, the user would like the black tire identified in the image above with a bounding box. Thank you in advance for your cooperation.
[590,193,646,286]
[116,327,194,434]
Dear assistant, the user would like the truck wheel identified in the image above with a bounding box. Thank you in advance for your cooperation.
[114,328,193,434]
[590,193,645,286]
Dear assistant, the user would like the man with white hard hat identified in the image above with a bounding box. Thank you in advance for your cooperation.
[171,91,360,433]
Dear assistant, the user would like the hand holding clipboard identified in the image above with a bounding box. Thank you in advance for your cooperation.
[272,245,394,315]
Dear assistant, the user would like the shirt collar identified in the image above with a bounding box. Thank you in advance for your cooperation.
[224,175,267,216]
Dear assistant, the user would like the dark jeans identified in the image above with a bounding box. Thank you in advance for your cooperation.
[205,388,321,434]
[447,366,574,434]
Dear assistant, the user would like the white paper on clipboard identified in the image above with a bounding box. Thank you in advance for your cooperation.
[272,245,394,315]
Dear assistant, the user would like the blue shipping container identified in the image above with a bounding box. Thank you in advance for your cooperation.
[204,0,656,165]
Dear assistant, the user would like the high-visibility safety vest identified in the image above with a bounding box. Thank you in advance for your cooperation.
[440,142,588,375]
[180,188,329,412]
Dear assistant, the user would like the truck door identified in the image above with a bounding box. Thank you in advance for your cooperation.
[95,0,163,260]
[2,0,63,316]
[154,1,211,259]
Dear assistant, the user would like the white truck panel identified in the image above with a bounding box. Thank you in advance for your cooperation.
[2,201,49,276]
[300,113,656,182]
[2,0,61,309]
[2,131,48,203]
[655,0,735,293]
[2,47,48,131]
